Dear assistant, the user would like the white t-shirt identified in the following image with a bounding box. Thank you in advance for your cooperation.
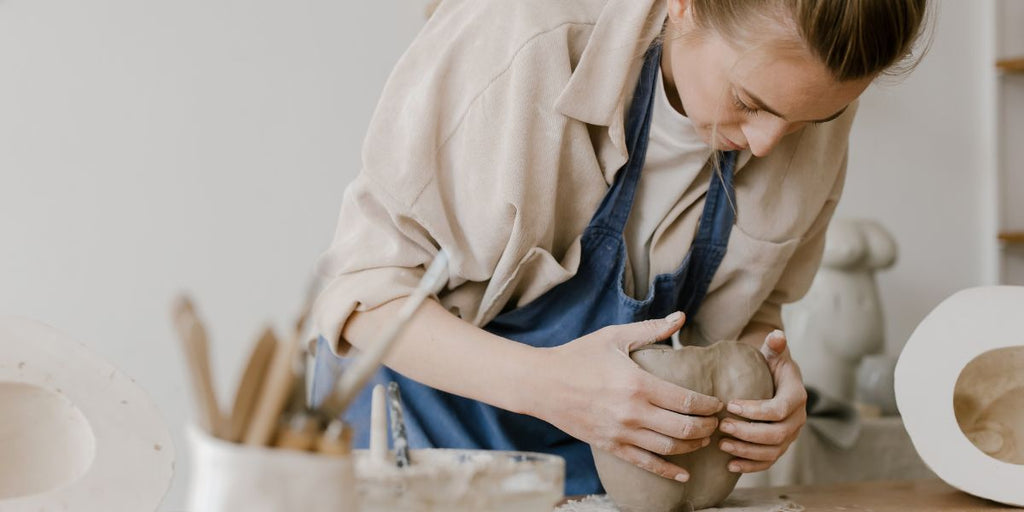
[623,68,712,298]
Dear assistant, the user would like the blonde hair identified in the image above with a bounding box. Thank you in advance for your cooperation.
[688,0,931,81]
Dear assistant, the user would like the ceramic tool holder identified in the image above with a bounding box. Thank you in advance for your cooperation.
[186,424,356,512]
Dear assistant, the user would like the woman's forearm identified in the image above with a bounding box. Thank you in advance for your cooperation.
[341,298,546,416]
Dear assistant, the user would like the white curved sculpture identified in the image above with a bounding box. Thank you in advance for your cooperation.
[783,218,897,401]
[0,317,174,511]
[896,286,1024,507]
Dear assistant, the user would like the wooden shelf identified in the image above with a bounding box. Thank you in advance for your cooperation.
[996,57,1024,73]
[998,231,1024,244]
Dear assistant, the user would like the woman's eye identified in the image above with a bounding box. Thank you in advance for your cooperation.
[732,94,758,115]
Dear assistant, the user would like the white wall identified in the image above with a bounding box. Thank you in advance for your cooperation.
[0,0,1001,509]
[838,0,998,354]
[0,1,424,509]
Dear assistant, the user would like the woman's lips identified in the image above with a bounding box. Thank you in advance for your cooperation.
[721,135,744,150]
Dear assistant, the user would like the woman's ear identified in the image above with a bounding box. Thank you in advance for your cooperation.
[666,0,690,24]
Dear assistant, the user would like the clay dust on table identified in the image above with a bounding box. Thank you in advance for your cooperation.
[554,494,806,512]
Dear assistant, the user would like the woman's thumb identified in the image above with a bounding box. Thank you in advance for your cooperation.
[618,311,686,352]
[761,329,788,361]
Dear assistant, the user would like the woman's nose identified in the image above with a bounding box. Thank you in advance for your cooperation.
[744,117,791,157]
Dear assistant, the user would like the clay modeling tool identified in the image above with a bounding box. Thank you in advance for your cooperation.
[172,296,225,438]
[282,341,311,416]
[274,411,320,452]
[318,250,449,420]
[316,419,353,456]
[369,384,389,463]
[386,381,411,467]
[224,326,277,442]
[244,325,308,446]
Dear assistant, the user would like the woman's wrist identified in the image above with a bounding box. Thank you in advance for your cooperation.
[500,344,558,418]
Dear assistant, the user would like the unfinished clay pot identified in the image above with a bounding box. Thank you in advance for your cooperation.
[591,341,774,512]
[896,286,1024,507]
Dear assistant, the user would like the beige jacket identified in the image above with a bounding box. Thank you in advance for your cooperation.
[313,0,855,350]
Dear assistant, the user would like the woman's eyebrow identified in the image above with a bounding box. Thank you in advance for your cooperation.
[740,86,848,123]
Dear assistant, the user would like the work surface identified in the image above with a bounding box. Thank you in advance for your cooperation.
[558,480,1023,511]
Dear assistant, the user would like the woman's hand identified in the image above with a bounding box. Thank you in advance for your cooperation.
[718,330,808,473]
[529,312,724,483]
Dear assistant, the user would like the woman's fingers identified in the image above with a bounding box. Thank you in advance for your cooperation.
[726,458,774,474]
[608,443,692,482]
[719,416,798,446]
[642,405,719,440]
[728,357,807,422]
[612,311,686,352]
[644,372,723,416]
[761,329,788,362]
[719,438,787,463]
[626,428,711,457]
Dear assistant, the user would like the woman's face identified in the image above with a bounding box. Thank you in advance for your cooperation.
[661,1,873,157]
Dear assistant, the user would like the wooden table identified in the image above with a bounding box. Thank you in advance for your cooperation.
[560,480,1023,511]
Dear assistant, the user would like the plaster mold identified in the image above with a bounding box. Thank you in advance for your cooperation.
[896,286,1024,507]
[0,317,174,511]
[953,346,1024,465]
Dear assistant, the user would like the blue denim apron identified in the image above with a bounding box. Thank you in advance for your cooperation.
[312,44,737,495]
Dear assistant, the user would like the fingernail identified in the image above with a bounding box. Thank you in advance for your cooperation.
[727,403,743,415]
[665,311,683,324]
[721,441,734,451]
[728,463,741,473]
[720,421,735,433]
[675,473,689,482]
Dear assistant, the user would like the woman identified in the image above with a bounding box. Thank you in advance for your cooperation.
[311,0,928,495]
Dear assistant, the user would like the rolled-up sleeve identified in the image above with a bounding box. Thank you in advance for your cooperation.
[312,174,437,350]
[309,0,603,352]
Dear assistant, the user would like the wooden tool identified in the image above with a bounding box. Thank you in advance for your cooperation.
[244,326,305,446]
[274,412,320,452]
[224,326,277,442]
[172,296,225,438]
[386,381,411,467]
[316,419,353,456]
[318,250,449,420]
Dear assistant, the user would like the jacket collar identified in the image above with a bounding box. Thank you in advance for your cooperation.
[554,0,666,183]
